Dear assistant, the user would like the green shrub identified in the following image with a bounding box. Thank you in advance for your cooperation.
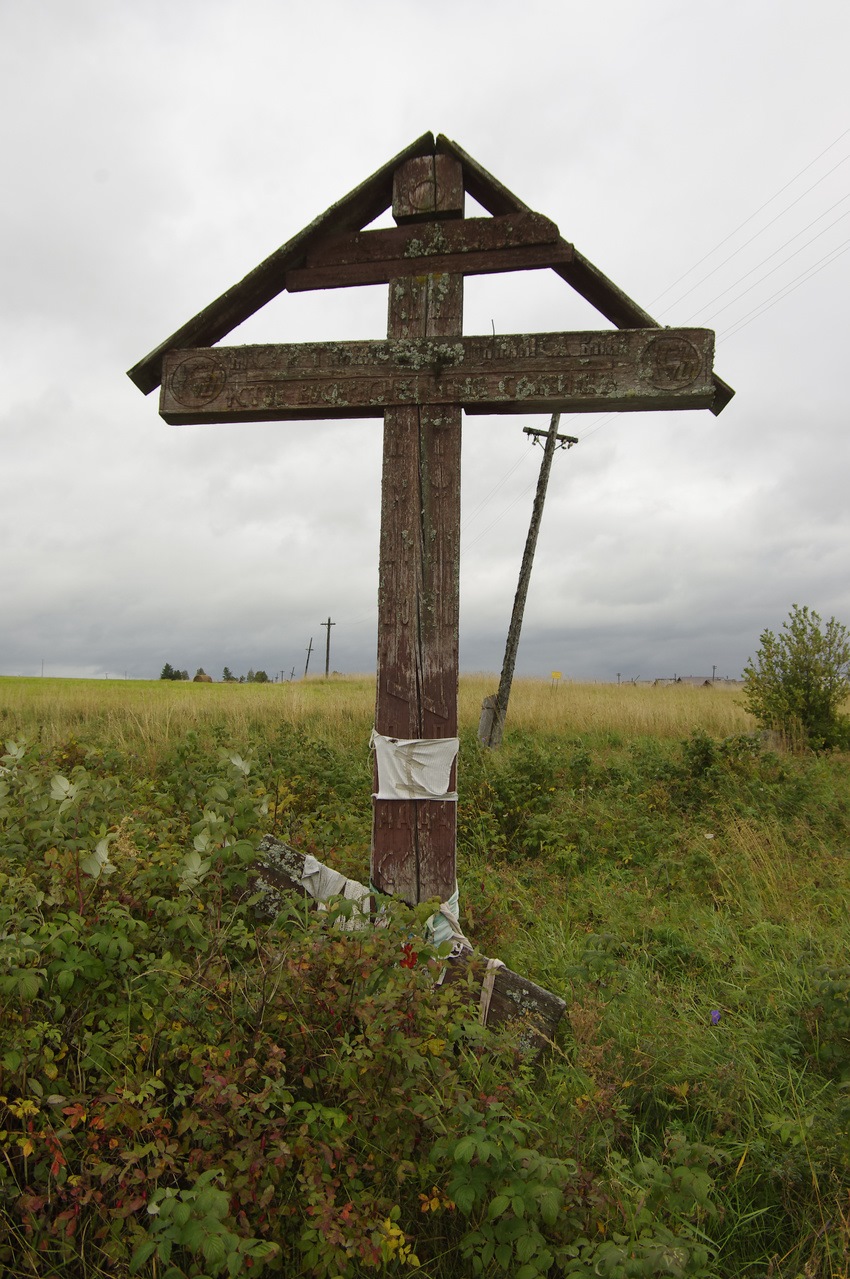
[743,604,850,749]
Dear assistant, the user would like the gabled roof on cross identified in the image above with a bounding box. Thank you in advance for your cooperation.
[128,131,734,414]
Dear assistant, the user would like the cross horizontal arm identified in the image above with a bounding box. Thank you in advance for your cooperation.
[286,212,572,291]
[160,328,716,424]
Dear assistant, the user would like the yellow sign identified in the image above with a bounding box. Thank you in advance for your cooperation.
[551,671,562,681]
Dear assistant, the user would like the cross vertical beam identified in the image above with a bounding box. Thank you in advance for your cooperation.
[371,156,464,906]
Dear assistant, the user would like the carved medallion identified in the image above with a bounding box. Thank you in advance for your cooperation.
[169,356,226,407]
[641,335,702,390]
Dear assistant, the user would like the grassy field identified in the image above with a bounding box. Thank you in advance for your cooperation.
[1,676,849,1278]
[0,674,752,750]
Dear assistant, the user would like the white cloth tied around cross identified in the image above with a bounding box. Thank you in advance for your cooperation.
[297,854,371,930]
[296,734,502,1022]
[370,730,459,801]
[426,886,505,1025]
[299,854,371,907]
[295,859,504,1024]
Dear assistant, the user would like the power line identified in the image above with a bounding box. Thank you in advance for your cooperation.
[463,478,540,553]
[682,196,850,323]
[719,238,850,342]
[659,150,850,316]
[694,226,850,328]
[649,126,850,308]
[461,445,530,531]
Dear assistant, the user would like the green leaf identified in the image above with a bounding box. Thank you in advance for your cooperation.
[50,775,74,802]
[202,1233,228,1266]
[516,1232,539,1263]
[17,969,42,1001]
[537,1186,561,1227]
[81,839,116,880]
[172,1202,191,1228]
[454,1183,476,1214]
[129,1239,157,1273]
[57,969,75,994]
[454,1135,477,1163]
[488,1194,511,1220]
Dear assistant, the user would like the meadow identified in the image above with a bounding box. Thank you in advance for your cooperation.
[1,675,848,1278]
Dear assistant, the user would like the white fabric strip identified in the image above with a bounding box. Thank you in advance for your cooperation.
[426,885,471,953]
[370,730,459,801]
[298,854,371,930]
[299,854,371,906]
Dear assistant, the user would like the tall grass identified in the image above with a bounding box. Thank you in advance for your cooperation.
[459,675,750,740]
[0,674,752,758]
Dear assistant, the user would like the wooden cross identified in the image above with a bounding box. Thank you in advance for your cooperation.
[130,133,733,1041]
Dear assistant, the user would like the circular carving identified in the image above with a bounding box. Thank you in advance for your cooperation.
[641,335,702,390]
[170,356,226,407]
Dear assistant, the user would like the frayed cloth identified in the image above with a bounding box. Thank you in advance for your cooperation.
[370,730,458,801]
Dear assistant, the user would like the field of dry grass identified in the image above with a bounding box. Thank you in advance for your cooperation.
[0,673,753,757]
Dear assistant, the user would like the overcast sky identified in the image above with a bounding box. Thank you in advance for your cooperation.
[2,0,848,685]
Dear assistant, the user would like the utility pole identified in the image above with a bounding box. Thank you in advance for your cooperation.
[321,616,335,678]
[478,413,577,748]
[304,637,313,679]
[289,667,296,682]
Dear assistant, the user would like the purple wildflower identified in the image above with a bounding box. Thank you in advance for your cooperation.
[710,1010,721,1025]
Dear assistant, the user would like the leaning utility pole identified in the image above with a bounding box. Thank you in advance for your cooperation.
[321,616,336,678]
[478,413,577,748]
[304,637,313,679]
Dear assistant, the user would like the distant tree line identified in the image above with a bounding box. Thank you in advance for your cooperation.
[222,667,270,683]
[160,664,271,684]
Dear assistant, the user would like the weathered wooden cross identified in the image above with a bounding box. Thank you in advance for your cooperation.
[129,132,733,1042]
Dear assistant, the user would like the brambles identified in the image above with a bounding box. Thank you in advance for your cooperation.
[743,604,850,749]
[1,684,849,1277]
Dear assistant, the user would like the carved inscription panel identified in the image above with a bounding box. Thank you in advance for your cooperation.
[160,329,715,424]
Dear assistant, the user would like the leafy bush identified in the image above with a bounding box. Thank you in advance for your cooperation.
[0,737,596,1277]
[743,604,850,749]
[2,704,850,1278]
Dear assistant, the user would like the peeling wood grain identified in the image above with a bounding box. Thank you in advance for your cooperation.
[160,328,716,424]
[370,159,464,907]
[286,212,571,290]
